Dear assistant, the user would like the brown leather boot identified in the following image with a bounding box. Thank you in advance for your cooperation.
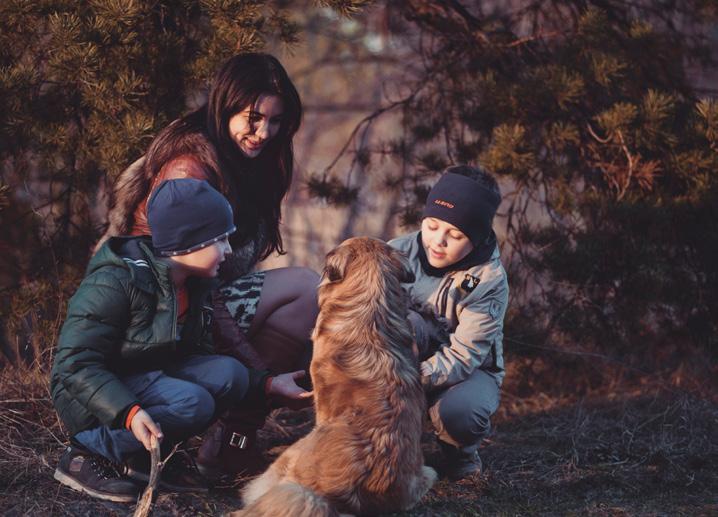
[198,291,313,478]
[196,408,267,479]
[196,293,269,479]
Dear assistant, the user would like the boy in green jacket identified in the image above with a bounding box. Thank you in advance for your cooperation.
[51,179,310,502]
[389,165,508,480]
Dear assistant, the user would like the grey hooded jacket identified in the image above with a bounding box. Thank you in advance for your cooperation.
[389,231,509,390]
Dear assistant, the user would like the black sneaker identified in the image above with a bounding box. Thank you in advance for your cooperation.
[123,450,209,493]
[439,441,483,481]
[54,445,140,503]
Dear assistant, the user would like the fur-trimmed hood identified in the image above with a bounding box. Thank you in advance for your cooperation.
[98,123,223,250]
[98,117,270,279]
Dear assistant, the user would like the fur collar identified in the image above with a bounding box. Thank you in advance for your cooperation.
[99,123,222,249]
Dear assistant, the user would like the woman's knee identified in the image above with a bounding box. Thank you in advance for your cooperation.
[252,267,319,332]
[260,267,319,332]
[292,267,320,305]
[266,266,319,298]
[295,266,321,286]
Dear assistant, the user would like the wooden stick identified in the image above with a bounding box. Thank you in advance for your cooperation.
[133,436,161,517]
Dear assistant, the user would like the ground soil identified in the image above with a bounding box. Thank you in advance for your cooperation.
[1,358,716,516]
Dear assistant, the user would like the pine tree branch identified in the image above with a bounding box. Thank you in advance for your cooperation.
[505,30,561,48]
[404,0,491,45]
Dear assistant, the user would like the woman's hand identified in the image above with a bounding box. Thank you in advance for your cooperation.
[269,370,313,399]
[130,409,164,451]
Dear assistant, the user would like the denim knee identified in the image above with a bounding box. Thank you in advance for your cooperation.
[167,384,215,430]
[211,356,250,403]
[435,393,493,447]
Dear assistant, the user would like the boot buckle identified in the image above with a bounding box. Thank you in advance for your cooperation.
[228,432,248,449]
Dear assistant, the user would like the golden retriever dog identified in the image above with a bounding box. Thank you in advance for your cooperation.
[233,237,437,517]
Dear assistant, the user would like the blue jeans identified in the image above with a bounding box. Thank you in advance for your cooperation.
[73,354,249,463]
[409,310,501,454]
[428,368,501,454]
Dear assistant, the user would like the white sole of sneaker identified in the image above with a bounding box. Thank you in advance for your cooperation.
[53,468,138,503]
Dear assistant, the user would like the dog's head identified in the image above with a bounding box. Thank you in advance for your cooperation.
[320,237,414,288]
[315,237,417,354]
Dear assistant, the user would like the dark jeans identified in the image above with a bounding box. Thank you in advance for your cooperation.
[409,309,501,454]
[73,354,249,464]
[428,367,501,454]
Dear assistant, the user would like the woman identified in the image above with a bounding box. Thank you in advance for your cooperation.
[99,53,318,477]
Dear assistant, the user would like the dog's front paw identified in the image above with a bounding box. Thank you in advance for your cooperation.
[422,464,438,488]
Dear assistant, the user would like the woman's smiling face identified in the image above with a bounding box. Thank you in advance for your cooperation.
[228,93,284,158]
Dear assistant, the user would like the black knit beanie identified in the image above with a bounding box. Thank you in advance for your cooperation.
[147,179,236,256]
[422,171,501,245]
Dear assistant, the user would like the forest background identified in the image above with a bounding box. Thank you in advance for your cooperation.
[1,0,717,515]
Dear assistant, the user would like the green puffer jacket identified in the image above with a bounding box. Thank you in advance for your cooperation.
[51,236,218,436]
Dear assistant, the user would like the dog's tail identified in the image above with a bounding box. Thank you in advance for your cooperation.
[232,482,339,517]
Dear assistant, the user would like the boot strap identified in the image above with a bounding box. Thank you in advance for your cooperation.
[228,432,248,449]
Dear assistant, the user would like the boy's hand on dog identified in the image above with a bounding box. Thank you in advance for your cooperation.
[268,370,314,409]
[130,409,164,451]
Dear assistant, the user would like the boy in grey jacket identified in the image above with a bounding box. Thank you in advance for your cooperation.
[389,165,508,480]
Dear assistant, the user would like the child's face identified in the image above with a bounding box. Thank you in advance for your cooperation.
[172,238,232,278]
[421,217,473,268]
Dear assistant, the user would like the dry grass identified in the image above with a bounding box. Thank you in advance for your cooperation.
[1,356,716,516]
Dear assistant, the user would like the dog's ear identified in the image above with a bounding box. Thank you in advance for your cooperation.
[322,247,352,283]
[324,264,343,282]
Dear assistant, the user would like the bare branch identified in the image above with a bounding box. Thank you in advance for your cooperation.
[321,93,417,175]
[615,130,635,200]
[133,436,162,517]
[586,122,611,144]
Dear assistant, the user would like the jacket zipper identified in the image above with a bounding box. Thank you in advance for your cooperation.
[169,282,178,342]
[436,274,454,316]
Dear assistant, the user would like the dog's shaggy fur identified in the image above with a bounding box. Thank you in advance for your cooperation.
[233,237,436,516]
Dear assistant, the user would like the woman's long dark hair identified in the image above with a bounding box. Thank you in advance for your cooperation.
[144,53,302,260]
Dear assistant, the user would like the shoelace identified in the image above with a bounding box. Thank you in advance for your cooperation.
[88,455,123,481]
